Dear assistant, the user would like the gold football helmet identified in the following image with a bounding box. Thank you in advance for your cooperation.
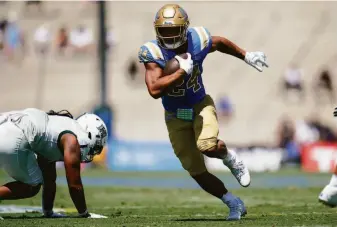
[154,4,189,49]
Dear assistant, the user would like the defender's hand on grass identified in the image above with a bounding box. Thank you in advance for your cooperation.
[244,51,269,72]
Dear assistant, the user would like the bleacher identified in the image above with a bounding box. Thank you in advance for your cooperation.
[1,1,336,144]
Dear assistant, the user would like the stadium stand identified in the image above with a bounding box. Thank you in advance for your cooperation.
[0,1,336,144]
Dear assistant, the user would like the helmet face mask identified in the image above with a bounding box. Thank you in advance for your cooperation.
[76,113,108,163]
[156,26,187,49]
[81,146,101,163]
[81,134,105,163]
[154,4,189,49]
[81,151,95,163]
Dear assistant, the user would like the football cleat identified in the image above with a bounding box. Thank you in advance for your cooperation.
[319,184,337,207]
[226,197,247,221]
[223,150,251,187]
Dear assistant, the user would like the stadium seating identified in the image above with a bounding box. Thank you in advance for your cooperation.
[0,1,336,144]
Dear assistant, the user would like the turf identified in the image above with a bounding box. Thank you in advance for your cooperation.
[1,185,337,226]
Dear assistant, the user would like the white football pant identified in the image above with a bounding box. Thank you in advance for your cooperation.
[0,118,42,186]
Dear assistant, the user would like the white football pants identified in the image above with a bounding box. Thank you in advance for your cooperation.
[0,117,42,186]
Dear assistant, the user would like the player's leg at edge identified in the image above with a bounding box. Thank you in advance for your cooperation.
[319,158,337,207]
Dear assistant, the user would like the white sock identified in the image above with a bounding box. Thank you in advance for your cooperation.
[329,174,337,186]
[221,192,236,204]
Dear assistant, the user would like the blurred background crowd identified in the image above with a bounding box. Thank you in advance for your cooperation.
[0,1,116,61]
[1,1,337,173]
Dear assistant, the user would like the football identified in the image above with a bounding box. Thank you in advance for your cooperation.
[163,53,189,76]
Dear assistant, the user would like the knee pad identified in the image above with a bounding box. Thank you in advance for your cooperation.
[197,137,218,152]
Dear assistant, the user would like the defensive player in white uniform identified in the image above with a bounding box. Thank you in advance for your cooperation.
[0,108,107,218]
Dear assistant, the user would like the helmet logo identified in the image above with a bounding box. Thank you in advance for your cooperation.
[97,124,107,138]
[163,8,175,18]
[163,20,174,25]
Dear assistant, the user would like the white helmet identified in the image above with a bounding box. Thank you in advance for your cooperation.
[76,113,108,163]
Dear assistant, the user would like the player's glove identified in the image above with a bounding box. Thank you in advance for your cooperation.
[333,107,337,117]
[244,51,269,72]
[175,53,193,75]
[79,210,107,219]
[43,210,67,218]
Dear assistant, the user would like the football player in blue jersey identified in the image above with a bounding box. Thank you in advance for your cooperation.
[138,4,268,221]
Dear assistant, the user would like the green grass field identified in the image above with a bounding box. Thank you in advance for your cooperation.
[0,170,337,226]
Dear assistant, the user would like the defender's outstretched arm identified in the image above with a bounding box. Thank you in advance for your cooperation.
[61,134,88,216]
[61,134,106,219]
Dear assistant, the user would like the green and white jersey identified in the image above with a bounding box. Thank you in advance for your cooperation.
[5,108,90,162]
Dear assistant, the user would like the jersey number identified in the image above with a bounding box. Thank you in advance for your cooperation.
[167,65,202,97]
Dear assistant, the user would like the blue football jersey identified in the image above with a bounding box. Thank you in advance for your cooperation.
[138,27,212,112]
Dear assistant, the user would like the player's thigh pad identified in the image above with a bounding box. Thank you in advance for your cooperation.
[165,112,206,175]
[194,95,219,152]
[0,122,42,186]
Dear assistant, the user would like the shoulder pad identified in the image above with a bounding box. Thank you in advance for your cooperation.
[138,41,164,64]
[189,27,212,56]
